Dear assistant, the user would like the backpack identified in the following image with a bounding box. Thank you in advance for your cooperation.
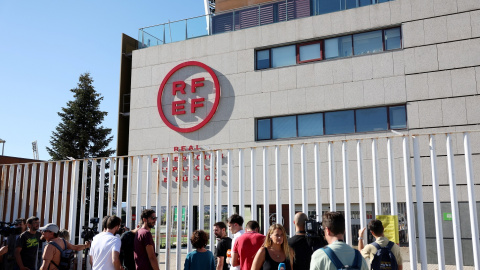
[323,246,363,270]
[370,242,398,270]
[48,238,75,270]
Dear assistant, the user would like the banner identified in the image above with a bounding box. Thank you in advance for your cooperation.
[376,215,399,244]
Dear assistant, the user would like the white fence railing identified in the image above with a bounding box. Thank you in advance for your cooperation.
[1,131,479,270]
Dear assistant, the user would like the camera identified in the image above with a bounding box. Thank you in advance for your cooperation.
[0,221,22,237]
[304,215,328,250]
[81,217,100,242]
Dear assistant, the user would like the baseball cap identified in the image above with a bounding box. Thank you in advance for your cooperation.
[39,223,59,233]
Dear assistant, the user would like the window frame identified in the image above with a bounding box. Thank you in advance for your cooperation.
[256,49,272,70]
[383,27,403,51]
[296,40,323,64]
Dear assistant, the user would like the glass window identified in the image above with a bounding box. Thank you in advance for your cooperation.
[298,113,324,136]
[317,0,341,15]
[389,106,407,129]
[299,42,321,62]
[325,110,355,135]
[257,119,271,140]
[256,50,270,69]
[356,107,388,132]
[324,36,352,59]
[343,0,357,9]
[271,45,296,68]
[353,30,383,55]
[272,116,297,139]
[385,28,401,50]
[360,0,373,6]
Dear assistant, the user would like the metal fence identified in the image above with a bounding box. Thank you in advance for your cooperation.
[1,131,479,269]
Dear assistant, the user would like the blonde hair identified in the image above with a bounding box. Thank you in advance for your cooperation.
[264,224,291,261]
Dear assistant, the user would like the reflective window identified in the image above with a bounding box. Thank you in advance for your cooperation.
[272,45,296,68]
[256,49,270,69]
[353,30,383,55]
[385,28,401,50]
[344,0,357,9]
[299,42,322,62]
[317,0,341,14]
[257,119,271,140]
[325,110,355,135]
[360,0,373,6]
[298,113,324,137]
[389,106,407,129]
[356,107,388,132]
[272,116,297,139]
[324,36,352,59]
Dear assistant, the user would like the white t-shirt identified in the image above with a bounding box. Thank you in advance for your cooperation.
[230,229,245,270]
[90,232,121,270]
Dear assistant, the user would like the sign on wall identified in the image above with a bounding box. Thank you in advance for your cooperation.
[157,61,221,133]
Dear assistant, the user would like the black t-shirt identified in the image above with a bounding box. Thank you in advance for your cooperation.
[15,231,42,270]
[214,237,232,270]
[288,234,314,270]
[120,231,136,270]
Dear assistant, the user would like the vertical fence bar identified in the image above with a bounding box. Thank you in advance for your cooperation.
[250,148,256,221]
[13,165,22,221]
[275,146,282,225]
[301,144,308,214]
[21,164,29,220]
[176,153,183,269]
[29,163,37,217]
[239,149,245,217]
[263,147,269,234]
[199,152,205,231]
[412,136,427,270]
[209,152,215,251]
[314,143,322,222]
[6,165,14,222]
[136,156,143,227]
[77,160,88,270]
[464,133,480,269]
[356,140,367,241]
[68,161,79,245]
[187,153,193,253]
[126,157,133,228]
[430,135,445,270]
[98,158,106,218]
[155,155,162,254]
[328,142,336,211]
[342,141,352,245]
[60,161,69,229]
[228,150,233,220]
[108,157,115,216]
[52,161,61,223]
[165,153,172,270]
[446,134,464,269]
[372,139,381,216]
[89,159,97,223]
[387,138,397,216]
[0,166,7,221]
[146,155,152,210]
[402,136,418,269]
[36,163,45,219]
[217,151,222,223]
[117,157,124,217]
[287,145,295,237]
[44,163,53,223]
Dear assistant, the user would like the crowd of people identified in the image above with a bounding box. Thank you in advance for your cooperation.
[0,210,403,270]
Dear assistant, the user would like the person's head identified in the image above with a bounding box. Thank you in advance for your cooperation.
[245,220,260,233]
[213,222,227,239]
[58,229,70,241]
[141,209,157,229]
[190,230,209,250]
[15,218,27,232]
[322,211,345,243]
[228,214,243,234]
[102,215,111,232]
[368,219,384,237]
[26,216,40,231]
[264,224,290,260]
[293,212,308,231]
[39,223,59,241]
[106,216,122,234]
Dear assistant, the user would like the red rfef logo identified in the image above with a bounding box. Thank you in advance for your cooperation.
[157,61,221,133]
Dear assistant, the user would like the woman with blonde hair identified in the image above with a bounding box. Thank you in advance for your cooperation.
[251,224,294,270]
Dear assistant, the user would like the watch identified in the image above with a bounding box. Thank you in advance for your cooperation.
[358,237,363,240]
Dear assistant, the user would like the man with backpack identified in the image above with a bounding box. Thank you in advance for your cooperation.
[358,220,403,270]
[38,223,90,270]
[310,212,368,270]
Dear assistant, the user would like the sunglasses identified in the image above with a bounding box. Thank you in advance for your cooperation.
[43,230,52,233]
[149,216,158,220]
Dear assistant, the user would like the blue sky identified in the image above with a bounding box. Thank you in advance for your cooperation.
[0,0,205,160]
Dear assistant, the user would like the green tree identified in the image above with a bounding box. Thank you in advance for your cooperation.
[47,72,115,160]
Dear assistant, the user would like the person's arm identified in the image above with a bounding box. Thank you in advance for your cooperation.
[90,255,93,268]
[67,241,90,251]
[0,246,7,256]
[216,256,225,270]
[231,251,240,267]
[15,246,28,270]
[288,249,294,270]
[357,227,366,251]
[112,251,123,270]
[39,258,51,270]
[251,247,266,270]
[146,245,159,270]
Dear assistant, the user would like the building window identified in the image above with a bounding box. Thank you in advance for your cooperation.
[271,45,296,68]
[256,105,407,141]
[324,36,353,59]
[297,41,322,63]
[384,28,402,50]
[256,49,271,69]
[353,30,383,55]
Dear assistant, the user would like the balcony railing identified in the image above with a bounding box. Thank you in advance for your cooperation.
[138,0,393,48]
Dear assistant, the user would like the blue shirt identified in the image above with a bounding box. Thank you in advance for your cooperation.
[184,250,215,270]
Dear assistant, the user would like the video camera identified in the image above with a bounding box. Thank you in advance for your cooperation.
[0,221,22,237]
[81,217,100,242]
[304,215,328,250]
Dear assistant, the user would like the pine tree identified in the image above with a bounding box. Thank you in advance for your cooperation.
[47,72,115,160]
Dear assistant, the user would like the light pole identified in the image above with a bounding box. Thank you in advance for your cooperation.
[0,139,5,156]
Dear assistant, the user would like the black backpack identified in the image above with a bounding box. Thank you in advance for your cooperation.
[48,238,75,270]
[370,241,398,270]
[323,246,363,270]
